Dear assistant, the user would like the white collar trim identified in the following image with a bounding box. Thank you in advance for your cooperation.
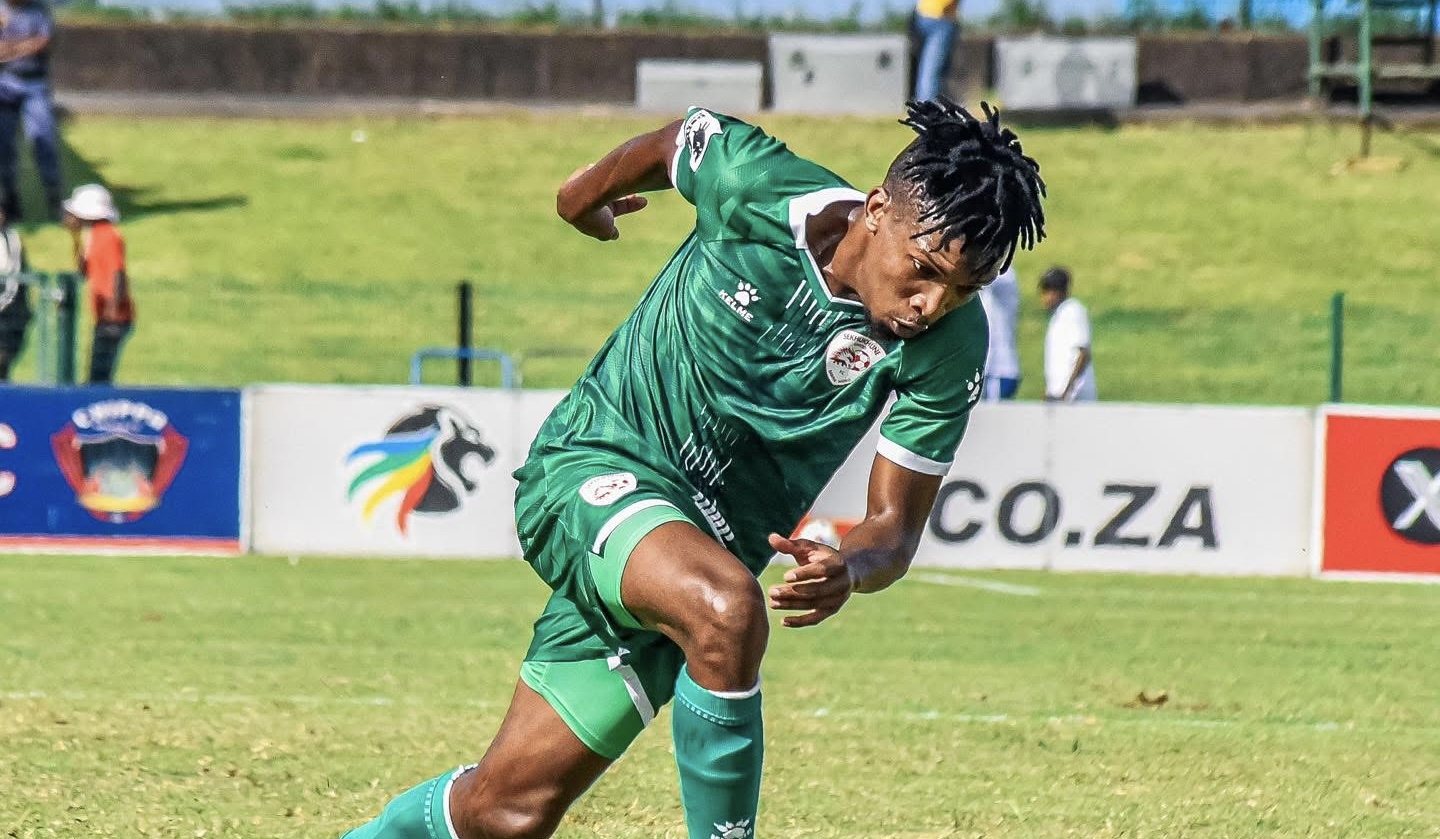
[787,187,867,309]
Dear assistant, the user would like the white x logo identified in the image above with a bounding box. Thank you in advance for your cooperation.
[1391,459,1440,531]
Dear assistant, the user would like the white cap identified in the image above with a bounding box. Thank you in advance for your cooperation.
[62,184,120,223]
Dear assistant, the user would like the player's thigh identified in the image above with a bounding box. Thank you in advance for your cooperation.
[620,520,764,638]
[517,448,704,636]
[516,453,696,756]
[450,679,612,837]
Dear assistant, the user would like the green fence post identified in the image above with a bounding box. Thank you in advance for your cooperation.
[55,273,79,385]
[1330,291,1344,403]
[26,271,51,382]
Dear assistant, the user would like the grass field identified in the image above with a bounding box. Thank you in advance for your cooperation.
[3,553,1439,838]
[8,112,1439,404]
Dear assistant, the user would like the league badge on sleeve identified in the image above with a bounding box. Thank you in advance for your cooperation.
[679,109,723,173]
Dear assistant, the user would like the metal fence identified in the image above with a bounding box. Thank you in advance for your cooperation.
[3,273,84,386]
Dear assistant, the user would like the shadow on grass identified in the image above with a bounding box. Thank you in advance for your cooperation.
[13,128,248,228]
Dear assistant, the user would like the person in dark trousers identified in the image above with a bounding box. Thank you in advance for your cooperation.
[910,0,959,101]
[0,0,62,221]
[0,206,27,380]
[62,184,132,385]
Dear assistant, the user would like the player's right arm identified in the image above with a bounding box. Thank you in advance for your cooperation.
[556,119,682,241]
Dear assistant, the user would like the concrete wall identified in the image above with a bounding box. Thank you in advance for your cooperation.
[52,24,768,101]
[52,22,1415,105]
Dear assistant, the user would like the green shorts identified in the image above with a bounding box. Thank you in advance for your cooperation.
[513,447,704,759]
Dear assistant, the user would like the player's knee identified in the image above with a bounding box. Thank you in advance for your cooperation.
[683,570,768,684]
[453,791,560,839]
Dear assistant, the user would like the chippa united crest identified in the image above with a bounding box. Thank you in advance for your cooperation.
[50,399,189,523]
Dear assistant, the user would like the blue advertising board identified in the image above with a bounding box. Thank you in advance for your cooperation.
[0,386,243,552]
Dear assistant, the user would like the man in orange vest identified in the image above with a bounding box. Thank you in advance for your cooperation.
[62,184,133,385]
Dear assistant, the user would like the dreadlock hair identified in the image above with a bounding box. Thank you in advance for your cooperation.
[887,97,1046,279]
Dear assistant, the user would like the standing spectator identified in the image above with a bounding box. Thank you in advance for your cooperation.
[911,0,959,101]
[978,265,1020,400]
[62,184,132,385]
[0,0,62,222]
[1039,266,1096,402]
[0,207,26,380]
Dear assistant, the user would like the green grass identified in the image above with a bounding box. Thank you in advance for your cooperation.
[3,553,1439,837]
[10,113,1440,404]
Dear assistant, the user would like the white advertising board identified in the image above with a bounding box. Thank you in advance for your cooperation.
[768,34,909,116]
[249,385,562,558]
[808,402,1314,576]
[995,37,1137,110]
[636,60,764,115]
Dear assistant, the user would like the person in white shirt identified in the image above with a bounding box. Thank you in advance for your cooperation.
[0,208,27,381]
[1039,266,1096,402]
[978,266,1020,400]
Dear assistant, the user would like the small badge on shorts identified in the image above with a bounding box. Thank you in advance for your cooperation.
[579,472,638,507]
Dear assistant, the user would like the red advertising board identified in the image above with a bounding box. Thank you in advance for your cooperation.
[1319,407,1440,577]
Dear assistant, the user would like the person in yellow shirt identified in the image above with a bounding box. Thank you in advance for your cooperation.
[912,0,959,101]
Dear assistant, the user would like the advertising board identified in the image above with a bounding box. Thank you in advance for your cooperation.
[807,402,1314,576]
[0,386,244,553]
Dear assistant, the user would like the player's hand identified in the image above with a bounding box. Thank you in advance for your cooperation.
[766,532,855,628]
[570,195,649,241]
[560,164,649,241]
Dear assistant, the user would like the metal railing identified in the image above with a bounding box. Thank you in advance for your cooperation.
[409,347,521,389]
[4,272,83,385]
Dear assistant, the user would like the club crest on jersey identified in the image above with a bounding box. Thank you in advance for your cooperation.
[679,109,723,172]
[580,471,638,506]
[824,329,887,386]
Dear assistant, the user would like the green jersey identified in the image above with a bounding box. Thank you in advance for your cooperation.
[526,108,987,574]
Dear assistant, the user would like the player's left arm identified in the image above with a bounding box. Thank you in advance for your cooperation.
[769,303,987,627]
[767,456,940,627]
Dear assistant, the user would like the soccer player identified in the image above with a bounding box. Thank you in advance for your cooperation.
[341,97,1045,839]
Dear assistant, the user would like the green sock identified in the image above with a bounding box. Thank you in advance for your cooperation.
[672,666,763,839]
[341,765,468,839]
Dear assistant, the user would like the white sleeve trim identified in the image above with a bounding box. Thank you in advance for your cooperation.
[787,186,869,249]
[668,127,684,188]
[877,436,952,476]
